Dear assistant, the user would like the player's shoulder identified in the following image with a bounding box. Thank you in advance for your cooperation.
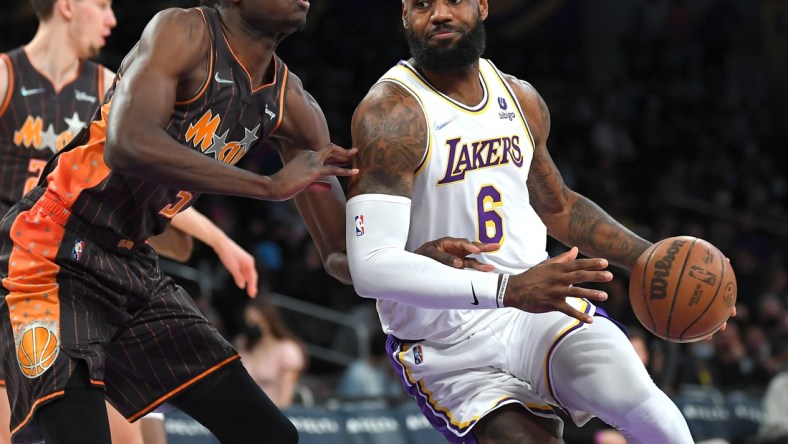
[498,71,541,104]
[355,79,421,118]
[497,70,550,136]
[142,7,210,46]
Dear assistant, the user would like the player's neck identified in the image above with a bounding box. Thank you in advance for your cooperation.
[25,25,82,92]
[220,17,279,89]
[413,59,483,107]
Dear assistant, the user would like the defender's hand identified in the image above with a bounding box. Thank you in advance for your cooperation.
[270,144,358,201]
[504,247,612,323]
[415,237,498,272]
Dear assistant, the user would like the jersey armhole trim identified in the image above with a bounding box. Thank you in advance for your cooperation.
[268,64,289,137]
[0,54,13,118]
[175,8,213,106]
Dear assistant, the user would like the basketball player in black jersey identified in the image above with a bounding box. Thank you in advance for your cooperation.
[0,1,314,443]
[0,0,493,441]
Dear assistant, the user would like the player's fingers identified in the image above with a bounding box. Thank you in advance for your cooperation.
[428,247,464,268]
[462,258,495,272]
[562,258,609,272]
[321,165,359,177]
[473,241,500,253]
[566,286,608,302]
[730,306,737,317]
[322,146,358,163]
[568,270,613,285]
[556,302,594,324]
[247,265,259,299]
[545,246,579,264]
[232,270,246,292]
[440,238,482,255]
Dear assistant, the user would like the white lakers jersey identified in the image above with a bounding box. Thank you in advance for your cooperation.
[374,59,550,342]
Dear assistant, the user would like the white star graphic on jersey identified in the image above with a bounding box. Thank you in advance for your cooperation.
[64,112,86,134]
[39,124,58,153]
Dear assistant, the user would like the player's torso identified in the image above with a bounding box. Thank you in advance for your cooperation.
[375,60,548,341]
[0,48,103,207]
[43,7,288,242]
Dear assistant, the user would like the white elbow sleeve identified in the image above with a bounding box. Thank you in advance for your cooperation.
[346,194,501,309]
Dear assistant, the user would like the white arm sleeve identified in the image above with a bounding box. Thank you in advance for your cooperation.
[346,194,502,309]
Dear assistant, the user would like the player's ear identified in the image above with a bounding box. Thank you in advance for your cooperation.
[402,2,408,29]
[57,0,74,21]
[478,0,489,21]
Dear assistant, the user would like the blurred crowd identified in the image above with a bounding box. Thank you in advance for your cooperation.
[2,0,786,442]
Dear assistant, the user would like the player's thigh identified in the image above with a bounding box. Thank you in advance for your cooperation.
[473,404,564,444]
[0,386,10,444]
[139,413,167,444]
[107,402,144,444]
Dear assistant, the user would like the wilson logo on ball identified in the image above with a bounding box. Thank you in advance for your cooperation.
[649,239,687,300]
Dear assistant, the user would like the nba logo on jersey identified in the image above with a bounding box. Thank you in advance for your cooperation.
[354,215,365,236]
[413,344,424,365]
[72,240,85,261]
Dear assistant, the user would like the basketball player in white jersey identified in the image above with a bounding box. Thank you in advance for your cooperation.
[346,1,697,442]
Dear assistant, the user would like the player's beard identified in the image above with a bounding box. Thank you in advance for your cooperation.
[405,15,486,73]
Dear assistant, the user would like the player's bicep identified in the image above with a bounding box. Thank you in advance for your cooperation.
[347,83,427,199]
[109,9,207,137]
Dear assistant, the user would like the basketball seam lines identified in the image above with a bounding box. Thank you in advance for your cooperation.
[665,238,697,340]
[642,246,659,335]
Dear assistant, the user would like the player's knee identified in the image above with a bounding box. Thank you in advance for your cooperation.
[620,393,692,444]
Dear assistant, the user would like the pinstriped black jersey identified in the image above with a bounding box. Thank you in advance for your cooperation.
[0,48,105,210]
[40,7,289,243]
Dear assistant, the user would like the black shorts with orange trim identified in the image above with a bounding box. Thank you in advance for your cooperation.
[0,187,238,444]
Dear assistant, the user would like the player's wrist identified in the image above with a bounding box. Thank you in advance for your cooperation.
[496,274,509,308]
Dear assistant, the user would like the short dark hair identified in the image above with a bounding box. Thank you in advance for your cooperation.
[29,0,56,20]
[200,0,225,7]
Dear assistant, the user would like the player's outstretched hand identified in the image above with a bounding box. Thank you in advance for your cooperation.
[214,236,258,298]
[270,143,358,201]
[504,247,612,323]
[414,237,499,271]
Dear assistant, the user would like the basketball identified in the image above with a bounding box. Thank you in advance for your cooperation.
[629,236,737,343]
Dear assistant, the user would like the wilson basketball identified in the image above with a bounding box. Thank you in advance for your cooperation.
[629,236,737,343]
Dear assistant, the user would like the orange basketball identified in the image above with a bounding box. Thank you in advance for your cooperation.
[629,236,737,343]
[17,325,59,377]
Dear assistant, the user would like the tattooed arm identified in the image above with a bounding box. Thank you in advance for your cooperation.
[506,75,651,270]
[345,80,609,321]
[347,82,426,199]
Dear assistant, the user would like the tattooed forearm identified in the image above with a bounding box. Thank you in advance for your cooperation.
[349,84,426,198]
[527,146,568,214]
[568,196,651,268]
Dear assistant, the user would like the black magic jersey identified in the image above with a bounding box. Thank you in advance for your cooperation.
[0,48,105,211]
[40,6,288,245]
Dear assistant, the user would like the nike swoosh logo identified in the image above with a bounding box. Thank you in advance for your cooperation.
[20,87,45,97]
[470,283,479,306]
[214,72,234,84]
[435,115,457,130]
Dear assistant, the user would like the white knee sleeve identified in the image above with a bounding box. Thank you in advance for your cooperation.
[549,317,693,443]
